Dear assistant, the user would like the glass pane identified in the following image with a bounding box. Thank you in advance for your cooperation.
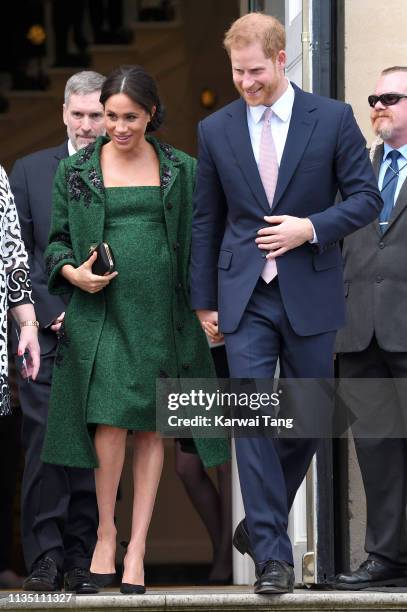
[249,0,265,11]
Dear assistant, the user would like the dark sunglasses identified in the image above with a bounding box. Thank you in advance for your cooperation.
[368,92,407,107]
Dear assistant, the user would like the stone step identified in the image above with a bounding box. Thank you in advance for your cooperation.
[2,588,407,612]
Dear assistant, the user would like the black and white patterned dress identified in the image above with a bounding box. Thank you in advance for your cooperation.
[0,165,33,415]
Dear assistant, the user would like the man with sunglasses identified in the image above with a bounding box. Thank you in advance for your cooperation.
[334,66,407,590]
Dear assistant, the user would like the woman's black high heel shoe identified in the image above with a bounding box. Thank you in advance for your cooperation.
[90,572,117,588]
[120,582,146,594]
[119,541,146,594]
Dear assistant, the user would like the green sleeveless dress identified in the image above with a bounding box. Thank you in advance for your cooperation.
[86,185,177,430]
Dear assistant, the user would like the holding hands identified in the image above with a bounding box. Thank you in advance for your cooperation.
[196,309,224,344]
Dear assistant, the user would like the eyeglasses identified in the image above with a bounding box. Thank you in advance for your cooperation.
[368,92,407,107]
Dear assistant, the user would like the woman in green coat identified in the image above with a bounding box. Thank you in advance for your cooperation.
[43,65,228,594]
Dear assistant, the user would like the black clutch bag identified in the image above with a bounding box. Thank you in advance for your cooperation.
[88,242,116,275]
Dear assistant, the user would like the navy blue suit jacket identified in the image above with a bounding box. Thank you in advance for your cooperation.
[10,142,69,353]
[190,84,382,336]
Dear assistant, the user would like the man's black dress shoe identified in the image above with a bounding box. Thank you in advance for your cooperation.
[332,557,407,590]
[233,519,260,578]
[233,520,254,559]
[64,568,99,594]
[23,556,61,592]
[254,560,294,594]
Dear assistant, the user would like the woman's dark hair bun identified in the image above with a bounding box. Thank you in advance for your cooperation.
[148,100,165,132]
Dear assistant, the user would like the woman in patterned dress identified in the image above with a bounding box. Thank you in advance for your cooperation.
[0,165,40,415]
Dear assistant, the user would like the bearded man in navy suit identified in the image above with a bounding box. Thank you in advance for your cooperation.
[190,13,382,594]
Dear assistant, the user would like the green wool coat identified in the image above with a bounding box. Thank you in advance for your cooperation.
[41,136,229,469]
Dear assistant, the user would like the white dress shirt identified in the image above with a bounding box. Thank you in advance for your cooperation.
[247,79,295,165]
[68,139,77,156]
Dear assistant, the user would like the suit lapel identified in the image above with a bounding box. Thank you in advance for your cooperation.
[371,142,383,178]
[70,137,106,244]
[371,143,384,237]
[225,99,270,214]
[71,138,106,203]
[387,170,407,230]
[54,141,69,161]
[150,137,181,203]
[49,141,69,175]
[272,85,318,211]
[225,87,318,214]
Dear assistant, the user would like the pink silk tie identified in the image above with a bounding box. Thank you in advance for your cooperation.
[259,107,278,283]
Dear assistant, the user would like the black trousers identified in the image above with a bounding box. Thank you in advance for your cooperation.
[18,348,98,573]
[0,410,21,571]
[339,336,407,566]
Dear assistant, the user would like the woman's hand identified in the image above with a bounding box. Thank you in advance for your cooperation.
[50,311,65,332]
[17,326,40,381]
[196,309,224,343]
[62,251,118,294]
[10,304,40,380]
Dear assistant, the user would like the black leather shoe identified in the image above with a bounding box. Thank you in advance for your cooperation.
[23,556,61,592]
[233,520,254,559]
[64,568,99,594]
[332,557,407,590]
[233,519,260,578]
[254,560,294,594]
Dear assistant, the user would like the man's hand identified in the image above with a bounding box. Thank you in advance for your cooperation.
[50,312,65,333]
[196,309,224,343]
[61,250,118,294]
[255,215,314,259]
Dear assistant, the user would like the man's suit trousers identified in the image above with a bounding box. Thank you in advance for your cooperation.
[224,278,335,566]
[18,347,97,572]
[339,337,407,566]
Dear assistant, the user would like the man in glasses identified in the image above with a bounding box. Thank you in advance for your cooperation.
[334,66,407,589]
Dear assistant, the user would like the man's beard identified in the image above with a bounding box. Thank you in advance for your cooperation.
[372,114,393,140]
[234,81,275,105]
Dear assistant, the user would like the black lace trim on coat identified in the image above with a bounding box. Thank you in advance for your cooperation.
[161,164,172,191]
[77,142,96,164]
[88,167,104,192]
[159,142,180,163]
[52,232,71,245]
[45,250,74,278]
[67,169,92,207]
